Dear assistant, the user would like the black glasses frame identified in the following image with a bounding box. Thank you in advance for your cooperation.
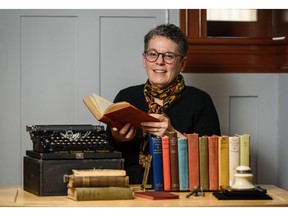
[143,50,183,64]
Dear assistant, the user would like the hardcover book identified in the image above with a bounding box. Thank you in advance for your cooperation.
[229,136,240,186]
[71,168,126,177]
[168,131,179,191]
[83,93,159,129]
[208,135,219,191]
[133,191,179,200]
[238,134,250,167]
[177,137,189,191]
[67,186,134,201]
[161,135,171,191]
[148,135,164,191]
[64,175,129,188]
[199,135,209,191]
[218,135,229,189]
[185,133,199,190]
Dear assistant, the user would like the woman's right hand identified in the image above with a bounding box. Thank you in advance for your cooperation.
[111,123,136,143]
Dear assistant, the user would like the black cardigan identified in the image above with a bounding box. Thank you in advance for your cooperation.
[106,84,221,183]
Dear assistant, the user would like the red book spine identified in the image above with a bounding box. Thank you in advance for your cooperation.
[168,131,179,191]
[208,135,219,190]
[162,135,171,191]
[185,133,200,190]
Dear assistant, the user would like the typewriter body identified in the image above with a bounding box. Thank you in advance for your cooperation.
[26,124,112,153]
[24,124,124,196]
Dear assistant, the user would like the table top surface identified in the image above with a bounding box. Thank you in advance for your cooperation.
[1,185,288,207]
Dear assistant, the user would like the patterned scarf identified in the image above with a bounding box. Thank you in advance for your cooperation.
[139,74,185,169]
[144,74,185,114]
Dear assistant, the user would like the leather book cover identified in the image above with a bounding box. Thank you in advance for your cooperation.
[168,131,179,191]
[218,135,229,189]
[177,137,189,191]
[133,191,179,200]
[185,133,199,190]
[66,175,129,188]
[67,186,134,201]
[199,135,209,191]
[148,135,164,191]
[208,135,219,191]
[161,135,171,191]
[229,136,240,186]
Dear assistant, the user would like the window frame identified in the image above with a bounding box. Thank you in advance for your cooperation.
[179,9,288,73]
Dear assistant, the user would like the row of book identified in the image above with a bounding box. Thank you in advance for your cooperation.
[63,169,134,201]
[148,132,250,192]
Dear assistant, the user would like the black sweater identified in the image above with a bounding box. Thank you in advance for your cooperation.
[106,84,221,183]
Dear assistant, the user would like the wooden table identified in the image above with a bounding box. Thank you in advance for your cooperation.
[1,185,288,207]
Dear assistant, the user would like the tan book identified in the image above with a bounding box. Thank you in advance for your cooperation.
[66,175,129,188]
[229,136,240,186]
[238,134,250,167]
[199,135,209,191]
[208,135,219,191]
[218,135,229,189]
[71,169,126,177]
[67,187,134,201]
[83,93,159,129]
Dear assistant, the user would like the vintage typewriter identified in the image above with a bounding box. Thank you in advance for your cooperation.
[26,124,113,153]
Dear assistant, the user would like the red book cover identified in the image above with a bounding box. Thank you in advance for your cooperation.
[168,131,179,191]
[208,135,219,190]
[162,135,171,191]
[185,133,199,190]
[133,191,179,200]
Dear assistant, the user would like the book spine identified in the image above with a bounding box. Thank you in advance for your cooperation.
[161,135,171,191]
[68,175,129,188]
[208,135,219,191]
[185,133,200,190]
[149,135,164,191]
[199,136,209,191]
[239,134,250,167]
[218,135,229,189]
[229,136,240,186]
[168,131,179,191]
[68,187,134,201]
[178,137,189,191]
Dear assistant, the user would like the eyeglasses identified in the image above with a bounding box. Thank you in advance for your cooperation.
[143,49,183,64]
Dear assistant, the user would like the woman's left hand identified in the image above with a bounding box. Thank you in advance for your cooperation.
[140,114,175,137]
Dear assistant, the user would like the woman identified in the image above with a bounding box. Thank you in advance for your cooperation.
[106,23,221,184]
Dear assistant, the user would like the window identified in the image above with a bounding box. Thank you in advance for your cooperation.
[180,9,288,73]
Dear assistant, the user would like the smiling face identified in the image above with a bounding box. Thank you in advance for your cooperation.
[142,35,187,89]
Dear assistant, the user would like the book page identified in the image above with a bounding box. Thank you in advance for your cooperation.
[92,93,113,114]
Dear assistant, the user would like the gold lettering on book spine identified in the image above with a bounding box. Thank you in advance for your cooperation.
[83,176,90,187]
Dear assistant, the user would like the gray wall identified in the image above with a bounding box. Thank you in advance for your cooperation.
[0,9,287,190]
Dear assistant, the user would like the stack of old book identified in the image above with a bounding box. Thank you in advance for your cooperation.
[64,168,134,201]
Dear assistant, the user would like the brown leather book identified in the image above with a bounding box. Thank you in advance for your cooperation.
[208,135,219,190]
[168,131,179,191]
[162,135,171,191]
[185,133,200,190]
[66,175,129,188]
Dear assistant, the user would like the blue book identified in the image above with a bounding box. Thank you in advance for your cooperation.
[148,135,164,191]
[177,137,189,191]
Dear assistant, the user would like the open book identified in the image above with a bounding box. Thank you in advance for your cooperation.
[83,93,159,129]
